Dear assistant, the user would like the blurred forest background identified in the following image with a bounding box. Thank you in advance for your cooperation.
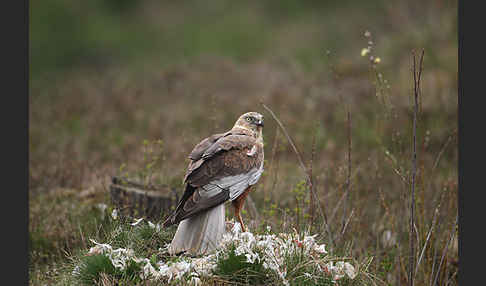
[29,0,457,285]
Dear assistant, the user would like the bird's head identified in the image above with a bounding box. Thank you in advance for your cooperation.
[233,112,264,140]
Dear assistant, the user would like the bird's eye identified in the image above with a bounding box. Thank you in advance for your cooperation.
[246,117,252,122]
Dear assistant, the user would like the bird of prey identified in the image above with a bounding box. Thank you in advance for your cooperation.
[163,112,264,256]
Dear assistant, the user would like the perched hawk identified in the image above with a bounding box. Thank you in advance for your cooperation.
[163,112,264,256]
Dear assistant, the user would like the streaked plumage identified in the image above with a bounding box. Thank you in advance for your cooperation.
[163,112,264,256]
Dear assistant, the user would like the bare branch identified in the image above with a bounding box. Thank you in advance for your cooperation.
[309,125,318,227]
[261,103,333,245]
[261,103,307,175]
[343,108,352,232]
[341,208,355,236]
[409,48,424,286]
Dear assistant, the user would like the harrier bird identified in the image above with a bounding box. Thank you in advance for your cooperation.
[163,112,265,256]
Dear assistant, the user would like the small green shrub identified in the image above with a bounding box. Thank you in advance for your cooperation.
[76,253,143,285]
[76,254,117,285]
[214,244,271,285]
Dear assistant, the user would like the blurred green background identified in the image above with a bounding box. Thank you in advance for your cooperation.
[30,0,457,79]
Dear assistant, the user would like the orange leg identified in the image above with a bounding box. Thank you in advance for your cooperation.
[232,186,251,232]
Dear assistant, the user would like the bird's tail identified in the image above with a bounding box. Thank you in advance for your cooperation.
[168,203,225,256]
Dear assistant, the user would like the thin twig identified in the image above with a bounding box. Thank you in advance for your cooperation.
[261,104,307,178]
[263,126,281,208]
[427,130,456,204]
[432,130,455,172]
[409,51,417,286]
[329,182,351,226]
[415,185,447,279]
[269,128,282,199]
[415,218,434,278]
[432,216,458,286]
[341,208,355,236]
[414,222,420,264]
[329,168,360,226]
[309,124,318,227]
[343,108,352,232]
[261,103,332,246]
[429,219,442,286]
[409,48,424,286]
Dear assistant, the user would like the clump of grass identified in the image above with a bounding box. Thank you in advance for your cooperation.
[281,248,334,286]
[214,244,271,285]
[75,253,143,285]
[105,216,174,259]
[29,188,112,268]
[68,214,175,285]
[62,214,370,285]
[76,254,117,285]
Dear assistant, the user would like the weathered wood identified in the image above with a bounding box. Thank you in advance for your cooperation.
[109,176,179,221]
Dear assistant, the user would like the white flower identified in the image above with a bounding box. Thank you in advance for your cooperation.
[172,261,192,280]
[88,239,112,255]
[158,264,171,279]
[111,209,118,220]
[131,218,144,226]
[343,262,357,279]
[361,48,370,57]
[324,261,357,280]
[190,276,201,286]
[232,221,242,234]
[313,244,328,254]
[72,265,80,276]
[192,256,217,276]
[325,261,344,280]
[140,259,161,280]
[87,240,138,270]
[147,220,161,232]
[77,222,358,284]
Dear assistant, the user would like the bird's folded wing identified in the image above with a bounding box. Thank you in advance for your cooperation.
[202,164,264,201]
[173,186,230,223]
[171,134,263,224]
[187,132,230,161]
[184,134,261,186]
[174,164,263,223]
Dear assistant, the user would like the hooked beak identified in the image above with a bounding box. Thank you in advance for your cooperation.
[256,119,264,127]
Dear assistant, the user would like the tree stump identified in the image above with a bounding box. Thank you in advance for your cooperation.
[109,176,179,221]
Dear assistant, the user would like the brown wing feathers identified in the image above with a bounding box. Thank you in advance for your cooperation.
[175,187,230,224]
[186,135,259,185]
[187,132,229,160]
[163,133,261,227]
